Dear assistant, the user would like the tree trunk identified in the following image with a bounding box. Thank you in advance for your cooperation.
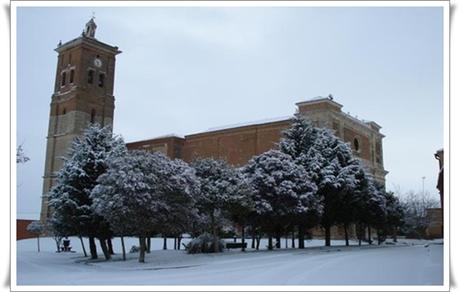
[344,224,349,246]
[89,237,97,259]
[275,232,281,249]
[298,225,305,249]
[139,237,146,263]
[211,213,219,253]
[291,231,295,248]
[146,237,151,253]
[174,237,177,250]
[55,239,60,253]
[178,237,182,250]
[99,238,111,260]
[368,225,372,245]
[107,238,114,255]
[121,236,126,261]
[163,236,167,250]
[251,232,255,249]
[241,225,246,252]
[256,236,261,250]
[79,236,87,257]
[268,235,273,250]
[285,236,288,248]
[325,224,331,246]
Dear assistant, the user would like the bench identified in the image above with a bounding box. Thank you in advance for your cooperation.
[60,239,72,252]
[226,242,247,249]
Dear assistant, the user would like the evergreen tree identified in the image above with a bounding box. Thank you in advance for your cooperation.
[243,150,319,250]
[48,124,126,259]
[382,191,405,241]
[192,158,240,253]
[226,168,254,251]
[154,158,200,249]
[280,115,363,246]
[92,150,171,263]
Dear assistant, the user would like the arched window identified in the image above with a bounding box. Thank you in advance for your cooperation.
[90,109,96,123]
[353,138,360,151]
[69,69,74,83]
[61,72,66,86]
[98,74,105,87]
[88,70,94,84]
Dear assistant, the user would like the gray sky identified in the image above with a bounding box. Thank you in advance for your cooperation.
[16,5,444,219]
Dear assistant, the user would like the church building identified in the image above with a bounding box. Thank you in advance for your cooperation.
[40,19,388,235]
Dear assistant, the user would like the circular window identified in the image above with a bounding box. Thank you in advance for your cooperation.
[353,138,360,151]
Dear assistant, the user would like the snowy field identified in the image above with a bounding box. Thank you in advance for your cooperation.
[16,236,443,286]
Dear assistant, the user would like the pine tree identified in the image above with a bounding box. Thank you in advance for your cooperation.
[154,158,200,249]
[92,150,171,263]
[226,168,255,251]
[243,150,319,250]
[192,158,240,253]
[48,124,127,259]
[280,115,365,246]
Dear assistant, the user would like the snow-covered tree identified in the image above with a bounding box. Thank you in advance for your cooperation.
[92,150,169,262]
[154,158,200,250]
[225,168,254,251]
[243,150,319,250]
[16,144,30,164]
[192,158,240,253]
[399,190,438,238]
[382,191,405,241]
[48,124,127,260]
[26,221,43,252]
[280,115,364,246]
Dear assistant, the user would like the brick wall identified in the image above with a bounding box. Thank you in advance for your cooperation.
[17,219,36,240]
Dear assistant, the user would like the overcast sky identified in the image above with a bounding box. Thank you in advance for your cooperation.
[15,5,444,219]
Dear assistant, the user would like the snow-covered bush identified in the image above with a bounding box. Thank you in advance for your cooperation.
[129,246,140,253]
[185,233,225,254]
[26,221,43,235]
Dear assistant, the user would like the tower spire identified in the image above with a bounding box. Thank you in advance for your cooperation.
[83,15,97,38]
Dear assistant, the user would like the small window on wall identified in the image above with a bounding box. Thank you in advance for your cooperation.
[353,138,360,152]
[69,70,75,83]
[91,109,96,123]
[61,72,66,86]
[98,74,105,87]
[88,70,94,84]
[62,108,66,115]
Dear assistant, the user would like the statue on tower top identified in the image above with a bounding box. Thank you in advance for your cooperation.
[83,16,97,38]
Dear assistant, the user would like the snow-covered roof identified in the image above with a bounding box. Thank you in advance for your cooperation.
[206,116,293,132]
[126,134,184,144]
[295,96,343,108]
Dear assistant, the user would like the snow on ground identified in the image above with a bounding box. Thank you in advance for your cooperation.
[16,237,443,286]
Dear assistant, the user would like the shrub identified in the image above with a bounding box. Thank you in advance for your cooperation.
[129,245,140,253]
[185,233,224,254]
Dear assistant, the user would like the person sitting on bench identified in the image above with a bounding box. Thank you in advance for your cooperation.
[61,238,72,252]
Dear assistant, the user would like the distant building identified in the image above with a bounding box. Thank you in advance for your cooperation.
[127,97,388,187]
[40,20,388,239]
[426,149,444,239]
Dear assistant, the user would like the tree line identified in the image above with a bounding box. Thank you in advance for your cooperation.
[45,115,405,263]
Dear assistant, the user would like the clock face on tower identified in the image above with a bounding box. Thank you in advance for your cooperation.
[94,58,102,68]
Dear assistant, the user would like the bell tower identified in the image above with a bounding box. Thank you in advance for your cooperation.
[40,18,121,222]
